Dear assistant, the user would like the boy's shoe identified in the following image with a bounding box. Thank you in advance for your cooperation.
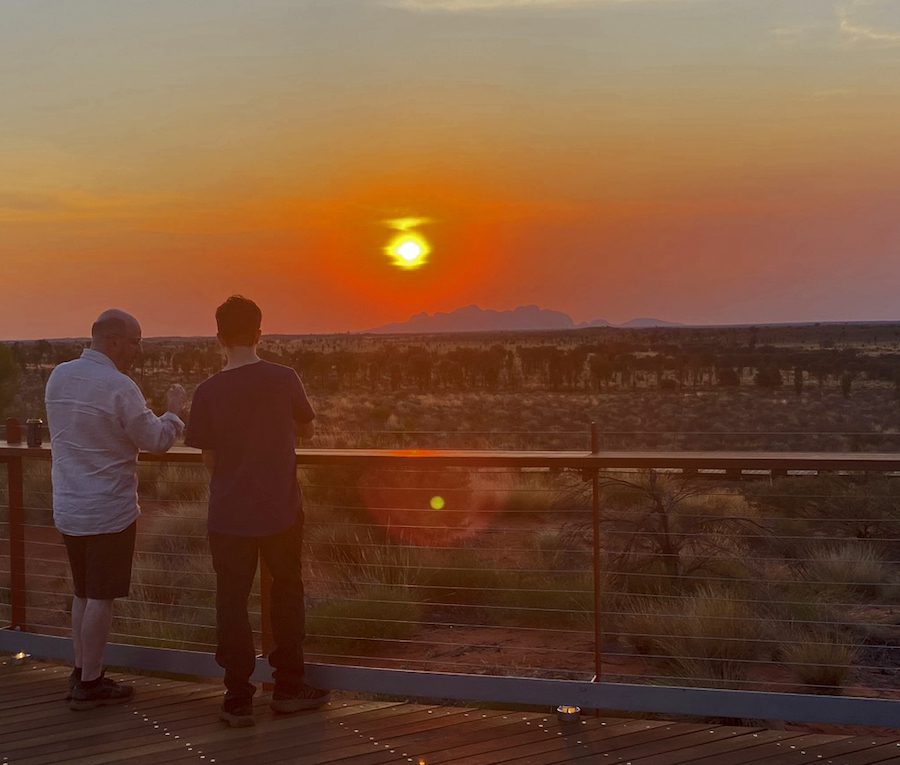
[270,684,331,714]
[219,699,255,727]
[69,676,134,710]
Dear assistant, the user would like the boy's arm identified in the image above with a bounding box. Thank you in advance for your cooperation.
[291,371,315,442]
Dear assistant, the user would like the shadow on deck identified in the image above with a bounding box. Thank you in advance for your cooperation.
[3,659,900,765]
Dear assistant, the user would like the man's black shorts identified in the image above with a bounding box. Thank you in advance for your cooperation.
[62,522,137,600]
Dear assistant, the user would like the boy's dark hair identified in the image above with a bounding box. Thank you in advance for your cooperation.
[216,295,262,346]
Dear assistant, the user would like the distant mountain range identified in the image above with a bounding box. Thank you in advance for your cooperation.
[367,305,683,334]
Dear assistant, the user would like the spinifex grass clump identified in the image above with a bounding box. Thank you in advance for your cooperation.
[621,585,771,687]
[779,629,858,693]
[801,542,896,603]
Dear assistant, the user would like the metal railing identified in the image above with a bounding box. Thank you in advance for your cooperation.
[2,433,900,727]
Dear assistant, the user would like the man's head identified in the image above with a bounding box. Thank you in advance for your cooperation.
[91,309,143,372]
[216,295,262,348]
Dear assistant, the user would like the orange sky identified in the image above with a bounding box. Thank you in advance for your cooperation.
[3,1,900,338]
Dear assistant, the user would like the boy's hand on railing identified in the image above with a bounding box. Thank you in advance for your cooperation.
[166,384,188,416]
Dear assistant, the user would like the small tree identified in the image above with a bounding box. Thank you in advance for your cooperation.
[840,372,853,398]
[598,471,763,588]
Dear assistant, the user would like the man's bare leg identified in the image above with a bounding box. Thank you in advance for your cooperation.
[79,599,114,682]
[71,596,86,669]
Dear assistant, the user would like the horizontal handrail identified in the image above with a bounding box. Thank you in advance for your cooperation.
[3,442,900,472]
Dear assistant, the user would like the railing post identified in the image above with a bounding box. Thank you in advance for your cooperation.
[590,423,602,684]
[7,456,26,630]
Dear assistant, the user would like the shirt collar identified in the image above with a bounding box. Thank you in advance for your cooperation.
[81,348,118,370]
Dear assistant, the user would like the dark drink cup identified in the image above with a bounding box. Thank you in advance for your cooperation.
[26,418,43,447]
[5,418,22,444]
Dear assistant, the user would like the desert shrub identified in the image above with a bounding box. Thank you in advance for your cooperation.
[801,543,894,602]
[746,476,900,558]
[486,469,585,522]
[780,629,858,692]
[600,473,761,592]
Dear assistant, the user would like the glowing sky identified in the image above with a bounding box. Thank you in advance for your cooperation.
[2,0,900,339]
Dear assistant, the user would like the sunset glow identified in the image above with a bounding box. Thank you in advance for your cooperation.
[2,1,899,337]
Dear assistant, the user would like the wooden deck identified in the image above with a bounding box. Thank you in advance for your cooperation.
[2,661,900,765]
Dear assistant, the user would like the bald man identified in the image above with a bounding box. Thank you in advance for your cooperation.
[45,309,188,710]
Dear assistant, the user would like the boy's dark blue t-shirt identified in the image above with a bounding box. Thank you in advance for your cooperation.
[185,360,314,537]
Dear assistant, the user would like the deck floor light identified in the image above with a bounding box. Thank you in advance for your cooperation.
[557,704,580,722]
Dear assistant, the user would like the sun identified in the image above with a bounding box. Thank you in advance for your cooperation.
[398,240,422,263]
[386,232,430,270]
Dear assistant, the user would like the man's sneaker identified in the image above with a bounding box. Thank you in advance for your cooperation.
[270,684,331,714]
[65,668,81,701]
[69,676,134,711]
[219,699,255,728]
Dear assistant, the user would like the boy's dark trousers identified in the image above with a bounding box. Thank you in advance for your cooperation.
[209,519,305,701]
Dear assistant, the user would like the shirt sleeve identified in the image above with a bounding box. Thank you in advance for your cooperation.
[118,379,184,454]
[291,371,315,425]
[184,385,214,449]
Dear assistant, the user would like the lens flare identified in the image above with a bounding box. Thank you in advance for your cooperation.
[430,496,445,510]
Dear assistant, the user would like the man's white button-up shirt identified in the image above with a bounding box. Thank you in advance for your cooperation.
[45,348,184,536]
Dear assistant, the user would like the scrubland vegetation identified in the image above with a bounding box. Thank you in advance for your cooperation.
[2,323,899,701]
[3,458,898,699]
[5,323,900,452]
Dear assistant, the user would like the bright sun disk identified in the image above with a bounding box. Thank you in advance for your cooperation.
[386,232,430,270]
[398,241,422,262]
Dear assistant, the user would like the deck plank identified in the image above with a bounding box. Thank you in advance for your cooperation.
[742,735,900,765]
[2,660,898,765]
[183,705,503,765]
[618,728,810,765]
[118,700,409,765]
